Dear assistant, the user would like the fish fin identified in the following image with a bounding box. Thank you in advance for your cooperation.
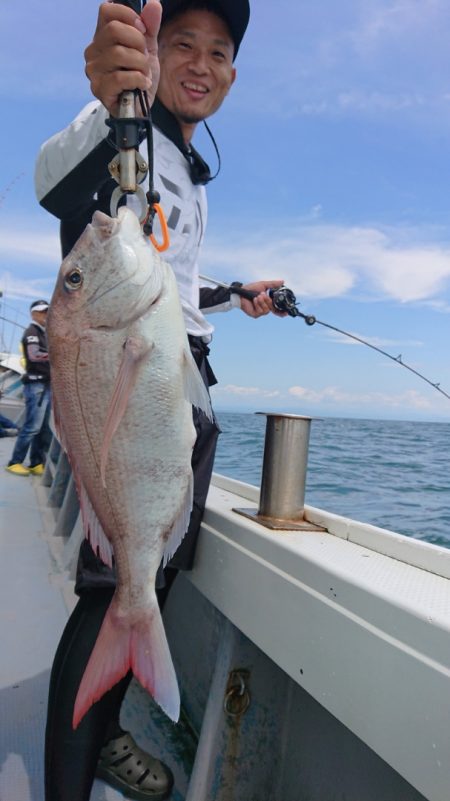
[131,609,180,723]
[51,392,68,452]
[162,472,194,567]
[73,595,179,728]
[182,347,213,421]
[79,482,114,568]
[100,336,154,486]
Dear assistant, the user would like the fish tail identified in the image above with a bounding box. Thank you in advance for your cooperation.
[72,597,180,729]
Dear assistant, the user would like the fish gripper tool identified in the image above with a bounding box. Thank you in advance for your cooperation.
[106,91,150,222]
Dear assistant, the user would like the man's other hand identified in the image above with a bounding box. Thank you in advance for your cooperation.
[238,280,288,318]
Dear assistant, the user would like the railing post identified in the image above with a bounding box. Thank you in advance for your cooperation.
[258,412,311,521]
[234,412,324,532]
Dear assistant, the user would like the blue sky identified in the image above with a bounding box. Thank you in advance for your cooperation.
[1,0,450,421]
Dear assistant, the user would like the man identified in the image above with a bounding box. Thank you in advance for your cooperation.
[35,2,284,799]
[6,300,51,477]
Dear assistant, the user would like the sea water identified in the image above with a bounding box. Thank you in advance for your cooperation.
[214,412,450,549]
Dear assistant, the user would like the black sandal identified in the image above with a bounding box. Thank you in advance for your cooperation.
[96,731,174,800]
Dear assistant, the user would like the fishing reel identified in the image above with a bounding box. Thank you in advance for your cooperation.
[268,286,316,324]
[268,286,300,317]
[228,281,316,324]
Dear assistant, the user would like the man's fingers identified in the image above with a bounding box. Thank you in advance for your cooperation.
[89,71,152,110]
[254,295,272,315]
[85,2,159,112]
[87,19,149,60]
[96,1,143,31]
[86,43,150,76]
[141,0,163,53]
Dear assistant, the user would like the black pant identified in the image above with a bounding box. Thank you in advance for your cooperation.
[45,572,178,801]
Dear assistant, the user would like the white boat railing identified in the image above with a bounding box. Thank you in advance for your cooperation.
[37,415,450,801]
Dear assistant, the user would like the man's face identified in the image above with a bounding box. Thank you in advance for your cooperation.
[157,9,237,129]
[32,310,48,326]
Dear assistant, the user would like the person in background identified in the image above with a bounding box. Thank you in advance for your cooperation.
[6,300,52,476]
[35,1,286,799]
[0,412,19,437]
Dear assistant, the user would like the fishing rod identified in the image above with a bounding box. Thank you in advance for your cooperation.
[200,275,450,402]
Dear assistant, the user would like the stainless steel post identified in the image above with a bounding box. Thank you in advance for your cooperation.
[233,412,324,531]
[258,413,311,521]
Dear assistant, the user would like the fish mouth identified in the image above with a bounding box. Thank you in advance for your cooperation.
[94,298,163,332]
[91,210,120,238]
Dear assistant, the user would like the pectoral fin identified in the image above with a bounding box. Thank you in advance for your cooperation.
[162,472,193,567]
[100,336,154,486]
[182,346,213,421]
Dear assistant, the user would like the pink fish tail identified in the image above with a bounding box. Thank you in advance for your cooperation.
[72,600,180,729]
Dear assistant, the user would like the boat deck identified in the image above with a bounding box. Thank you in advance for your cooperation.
[0,437,130,801]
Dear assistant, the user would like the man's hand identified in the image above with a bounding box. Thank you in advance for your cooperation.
[84,0,162,116]
[238,280,287,318]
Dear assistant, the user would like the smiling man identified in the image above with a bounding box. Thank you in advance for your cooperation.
[157,6,236,137]
[35,2,286,800]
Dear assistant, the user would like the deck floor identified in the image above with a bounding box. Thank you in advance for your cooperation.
[0,438,130,800]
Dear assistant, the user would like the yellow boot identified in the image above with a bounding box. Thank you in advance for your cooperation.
[6,463,30,476]
[29,463,45,476]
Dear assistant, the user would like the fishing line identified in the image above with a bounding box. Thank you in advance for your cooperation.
[199,275,450,402]
[0,295,4,352]
[0,299,29,326]
[0,310,25,368]
[297,313,450,402]
[0,172,25,210]
[0,313,25,396]
[0,314,26,332]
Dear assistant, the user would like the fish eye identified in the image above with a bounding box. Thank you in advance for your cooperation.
[65,268,83,291]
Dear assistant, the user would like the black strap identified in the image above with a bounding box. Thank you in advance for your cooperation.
[152,99,219,185]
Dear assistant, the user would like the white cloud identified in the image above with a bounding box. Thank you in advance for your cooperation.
[215,385,281,398]
[288,384,433,410]
[0,272,56,302]
[0,226,60,265]
[3,212,450,310]
[300,91,425,117]
[212,381,447,414]
[323,329,423,350]
[373,248,450,302]
[235,0,450,125]
[202,222,450,305]
[349,0,446,52]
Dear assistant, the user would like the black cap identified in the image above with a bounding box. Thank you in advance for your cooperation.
[30,300,49,312]
[160,0,250,58]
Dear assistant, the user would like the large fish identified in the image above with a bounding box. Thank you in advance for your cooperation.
[47,207,212,729]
